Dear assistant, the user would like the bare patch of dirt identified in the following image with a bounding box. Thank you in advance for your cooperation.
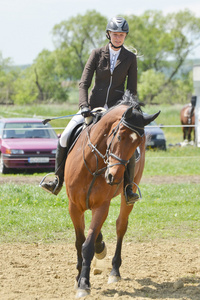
[140,175,200,185]
[0,174,200,185]
[0,241,200,299]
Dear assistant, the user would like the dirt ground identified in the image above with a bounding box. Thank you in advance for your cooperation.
[0,241,199,300]
[1,174,200,185]
[0,175,200,299]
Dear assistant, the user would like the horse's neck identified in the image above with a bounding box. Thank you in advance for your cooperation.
[86,108,122,153]
[91,109,122,140]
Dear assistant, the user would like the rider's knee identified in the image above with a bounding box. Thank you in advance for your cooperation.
[60,133,68,148]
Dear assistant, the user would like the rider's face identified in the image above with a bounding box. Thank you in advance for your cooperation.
[109,32,127,49]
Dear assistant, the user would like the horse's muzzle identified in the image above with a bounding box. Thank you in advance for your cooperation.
[105,169,121,185]
[105,171,114,185]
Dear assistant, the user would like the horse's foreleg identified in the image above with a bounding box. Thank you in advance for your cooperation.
[68,203,85,285]
[76,202,110,297]
[75,224,86,284]
[108,199,133,283]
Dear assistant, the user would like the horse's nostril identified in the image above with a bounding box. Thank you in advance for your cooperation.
[107,173,114,184]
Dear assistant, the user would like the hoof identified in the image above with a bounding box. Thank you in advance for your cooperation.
[95,244,107,260]
[75,288,90,298]
[108,275,121,284]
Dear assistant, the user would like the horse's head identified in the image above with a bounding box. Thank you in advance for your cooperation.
[105,105,160,185]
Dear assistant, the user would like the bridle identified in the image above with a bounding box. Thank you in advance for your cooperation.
[83,117,132,209]
[84,118,129,176]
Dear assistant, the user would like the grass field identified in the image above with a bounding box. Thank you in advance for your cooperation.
[0,103,199,244]
[0,179,199,243]
[0,146,199,244]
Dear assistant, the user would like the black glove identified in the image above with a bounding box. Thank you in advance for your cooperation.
[81,106,91,118]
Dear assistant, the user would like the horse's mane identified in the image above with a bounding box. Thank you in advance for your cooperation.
[104,90,143,117]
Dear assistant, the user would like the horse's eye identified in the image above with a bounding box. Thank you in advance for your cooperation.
[117,135,121,141]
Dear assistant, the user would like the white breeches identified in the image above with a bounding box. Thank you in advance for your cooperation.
[59,110,84,148]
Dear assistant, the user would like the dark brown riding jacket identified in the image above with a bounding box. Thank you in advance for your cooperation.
[79,43,137,110]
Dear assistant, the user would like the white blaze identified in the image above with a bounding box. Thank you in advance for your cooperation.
[130,132,137,143]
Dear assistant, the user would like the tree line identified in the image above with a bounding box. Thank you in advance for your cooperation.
[1,9,200,105]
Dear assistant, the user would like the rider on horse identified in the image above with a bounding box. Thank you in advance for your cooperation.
[40,16,139,205]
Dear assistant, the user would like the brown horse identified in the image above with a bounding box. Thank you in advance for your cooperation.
[180,104,195,142]
[64,96,160,298]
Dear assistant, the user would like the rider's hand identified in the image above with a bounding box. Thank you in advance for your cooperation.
[81,106,91,118]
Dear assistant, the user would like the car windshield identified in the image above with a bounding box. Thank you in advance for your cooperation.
[3,122,58,139]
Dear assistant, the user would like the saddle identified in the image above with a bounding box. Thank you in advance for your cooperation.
[67,108,106,155]
[184,105,194,119]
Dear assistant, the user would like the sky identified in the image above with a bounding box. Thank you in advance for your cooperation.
[1,0,200,65]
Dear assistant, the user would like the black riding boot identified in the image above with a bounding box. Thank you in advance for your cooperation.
[124,153,139,205]
[40,141,68,195]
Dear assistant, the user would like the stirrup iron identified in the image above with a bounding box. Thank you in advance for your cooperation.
[124,182,142,204]
[39,173,60,194]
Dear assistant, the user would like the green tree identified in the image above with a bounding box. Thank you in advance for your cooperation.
[2,9,200,105]
[126,9,200,102]
[13,67,37,104]
[127,9,200,76]
[14,49,69,104]
[52,10,107,80]
[32,49,68,102]
[138,69,165,103]
[0,52,19,104]
[138,69,193,104]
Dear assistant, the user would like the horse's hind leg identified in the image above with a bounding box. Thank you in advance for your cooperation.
[108,200,133,283]
[94,231,107,259]
[188,128,192,142]
[188,125,195,142]
[183,128,187,140]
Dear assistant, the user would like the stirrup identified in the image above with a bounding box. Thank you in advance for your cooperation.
[39,173,59,194]
[124,182,142,205]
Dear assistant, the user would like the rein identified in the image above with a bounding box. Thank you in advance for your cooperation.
[83,117,129,209]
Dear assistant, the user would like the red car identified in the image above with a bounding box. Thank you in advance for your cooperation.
[0,118,58,174]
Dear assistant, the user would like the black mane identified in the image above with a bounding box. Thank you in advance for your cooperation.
[116,90,143,113]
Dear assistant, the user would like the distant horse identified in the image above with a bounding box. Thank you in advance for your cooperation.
[180,104,195,142]
[64,95,160,298]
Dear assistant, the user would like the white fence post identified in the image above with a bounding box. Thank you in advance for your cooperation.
[193,65,200,147]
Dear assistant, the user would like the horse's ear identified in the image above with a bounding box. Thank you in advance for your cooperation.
[143,111,161,126]
[123,106,132,120]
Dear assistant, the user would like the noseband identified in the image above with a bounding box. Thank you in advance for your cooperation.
[105,120,130,168]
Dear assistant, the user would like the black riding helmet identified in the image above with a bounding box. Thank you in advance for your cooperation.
[106,17,129,48]
[106,17,129,35]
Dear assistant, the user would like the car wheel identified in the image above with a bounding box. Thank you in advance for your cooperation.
[0,153,9,174]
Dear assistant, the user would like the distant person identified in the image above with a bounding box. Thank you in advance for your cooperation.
[40,16,139,205]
